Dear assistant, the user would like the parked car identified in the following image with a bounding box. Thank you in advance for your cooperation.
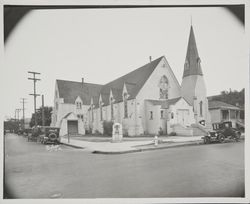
[39,127,60,145]
[203,121,241,144]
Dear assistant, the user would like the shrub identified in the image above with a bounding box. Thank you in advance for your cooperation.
[103,120,114,136]
[158,127,164,135]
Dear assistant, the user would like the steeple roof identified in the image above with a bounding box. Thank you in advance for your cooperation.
[183,25,203,78]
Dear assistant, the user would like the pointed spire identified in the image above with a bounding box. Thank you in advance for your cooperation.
[183,25,203,78]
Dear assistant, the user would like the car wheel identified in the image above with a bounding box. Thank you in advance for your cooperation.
[235,132,241,142]
[218,134,225,143]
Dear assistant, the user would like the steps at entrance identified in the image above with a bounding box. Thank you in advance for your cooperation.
[191,124,210,136]
[171,124,193,136]
[172,123,210,136]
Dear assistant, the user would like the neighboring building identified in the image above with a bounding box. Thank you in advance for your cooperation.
[208,100,244,128]
[51,25,211,136]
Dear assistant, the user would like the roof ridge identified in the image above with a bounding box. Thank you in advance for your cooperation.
[56,79,103,86]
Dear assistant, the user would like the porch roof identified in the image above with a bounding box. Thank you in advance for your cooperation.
[208,100,240,110]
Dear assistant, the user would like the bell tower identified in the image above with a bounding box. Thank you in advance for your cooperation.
[181,25,211,126]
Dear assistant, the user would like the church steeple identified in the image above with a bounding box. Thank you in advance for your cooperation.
[183,25,203,78]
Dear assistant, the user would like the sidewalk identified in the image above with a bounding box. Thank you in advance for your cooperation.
[60,136,203,154]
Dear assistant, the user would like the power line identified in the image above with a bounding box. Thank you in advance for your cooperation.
[28,71,41,127]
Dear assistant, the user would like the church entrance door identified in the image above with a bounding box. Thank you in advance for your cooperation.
[177,109,189,126]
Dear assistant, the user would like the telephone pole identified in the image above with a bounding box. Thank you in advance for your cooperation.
[15,108,21,130]
[20,98,27,129]
[15,109,21,121]
[28,71,41,127]
[42,95,45,127]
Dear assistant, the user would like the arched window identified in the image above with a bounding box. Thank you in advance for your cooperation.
[100,101,103,121]
[171,112,174,119]
[110,97,114,120]
[199,101,203,117]
[91,105,94,122]
[158,75,169,99]
[124,93,128,118]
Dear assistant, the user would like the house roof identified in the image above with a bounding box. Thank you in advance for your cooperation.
[56,56,164,105]
[183,25,203,78]
[208,100,240,110]
[56,80,102,105]
[146,97,182,109]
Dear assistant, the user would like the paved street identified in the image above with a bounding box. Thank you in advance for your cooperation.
[4,133,244,198]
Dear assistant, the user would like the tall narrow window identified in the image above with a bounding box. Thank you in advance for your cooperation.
[91,106,94,122]
[110,97,114,120]
[160,110,164,119]
[150,111,153,120]
[199,101,203,117]
[100,101,103,121]
[124,93,128,118]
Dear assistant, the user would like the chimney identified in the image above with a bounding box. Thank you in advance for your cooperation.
[149,56,152,62]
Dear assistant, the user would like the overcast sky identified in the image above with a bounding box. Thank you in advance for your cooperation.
[3,6,247,119]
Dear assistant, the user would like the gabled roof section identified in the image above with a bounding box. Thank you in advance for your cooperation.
[208,100,240,110]
[56,80,102,105]
[183,25,203,78]
[57,56,163,106]
[100,56,163,102]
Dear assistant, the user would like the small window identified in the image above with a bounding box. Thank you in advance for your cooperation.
[150,111,153,120]
[199,101,203,117]
[171,112,174,119]
[76,102,82,109]
[160,110,164,119]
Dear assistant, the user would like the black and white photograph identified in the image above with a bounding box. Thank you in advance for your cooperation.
[1,0,249,203]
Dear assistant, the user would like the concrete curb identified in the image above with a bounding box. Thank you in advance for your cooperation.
[92,141,203,154]
[60,142,85,149]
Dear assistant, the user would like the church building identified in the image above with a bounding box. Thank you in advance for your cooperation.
[50,25,211,136]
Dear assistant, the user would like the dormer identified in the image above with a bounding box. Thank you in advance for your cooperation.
[109,89,115,104]
[122,82,130,99]
[75,96,83,110]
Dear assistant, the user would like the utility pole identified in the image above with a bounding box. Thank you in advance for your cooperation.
[20,98,27,129]
[28,71,41,127]
[15,108,21,130]
[42,95,45,127]
[15,109,21,121]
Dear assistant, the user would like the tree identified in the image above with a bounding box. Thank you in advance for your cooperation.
[30,106,53,127]
[211,88,244,107]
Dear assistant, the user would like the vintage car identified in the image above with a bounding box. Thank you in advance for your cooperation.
[39,127,60,145]
[203,121,241,144]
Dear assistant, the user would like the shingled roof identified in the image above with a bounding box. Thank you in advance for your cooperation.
[208,100,240,110]
[183,25,203,78]
[56,56,164,106]
[100,56,164,101]
[56,80,102,104]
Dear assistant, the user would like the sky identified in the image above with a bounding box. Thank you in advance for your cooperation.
[2,6,248,120]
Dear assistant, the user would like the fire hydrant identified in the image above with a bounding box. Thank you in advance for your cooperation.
[154,135,158,146]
